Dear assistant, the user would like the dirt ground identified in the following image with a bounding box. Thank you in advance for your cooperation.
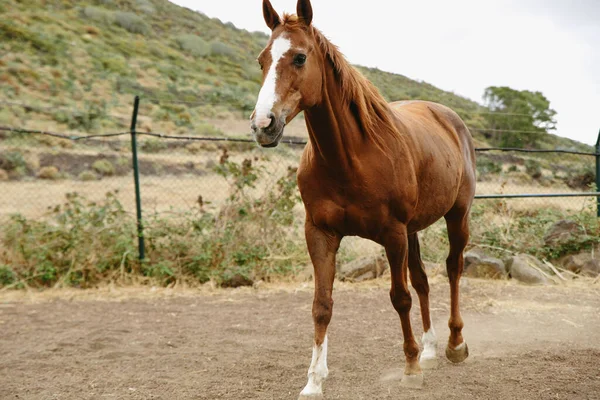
[1,278,599,400]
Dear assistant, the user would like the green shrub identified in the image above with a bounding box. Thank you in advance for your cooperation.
[197,122,223,136]
[92,159,115,176]
[0,150,27,172]
[114,12,150,35]
[97,55,128,74]
[78,171,98,181]
[566,166,595,190]
[135,0,155,14]
[175,34,210,57]
[476,157,501,177]
[140,138,168,153]
[0,265,16,286]
[1,192,137,287]
[82,6,114,23]
[0,158,306,288]
[210,41,235,57]
[525,159,542,179]
[53,102,107,131]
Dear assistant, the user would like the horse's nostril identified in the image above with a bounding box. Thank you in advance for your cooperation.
[267,112,275,129]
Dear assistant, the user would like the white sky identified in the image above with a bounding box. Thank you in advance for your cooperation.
[172,0,599,146]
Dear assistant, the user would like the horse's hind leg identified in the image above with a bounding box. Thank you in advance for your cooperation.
[385,226,423,388]
[299,220,341,399]
[407,233,437,368]
[444,206,470,363]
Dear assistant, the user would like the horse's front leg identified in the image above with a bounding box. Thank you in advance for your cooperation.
[299,220,341,399]
[385,225,423,388]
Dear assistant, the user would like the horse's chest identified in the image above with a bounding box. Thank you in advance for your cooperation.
[300,186,390,240]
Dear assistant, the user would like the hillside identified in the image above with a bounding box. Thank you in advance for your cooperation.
[0,0,592,152]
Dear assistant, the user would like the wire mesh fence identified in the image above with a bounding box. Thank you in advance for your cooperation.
[1,97,599,268]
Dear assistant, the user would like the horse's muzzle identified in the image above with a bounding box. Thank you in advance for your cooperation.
[251,113,285,148]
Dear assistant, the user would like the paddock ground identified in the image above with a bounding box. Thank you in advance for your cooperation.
[1,277,599,400]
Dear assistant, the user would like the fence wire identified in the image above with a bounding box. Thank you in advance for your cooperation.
[1,105,598,264]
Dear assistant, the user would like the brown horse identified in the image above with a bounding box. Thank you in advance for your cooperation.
[250,0,476,397]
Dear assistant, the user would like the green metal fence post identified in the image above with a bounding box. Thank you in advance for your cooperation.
[596,130,600,217]
[130,96,145,260]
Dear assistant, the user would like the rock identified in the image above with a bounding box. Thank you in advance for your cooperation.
[580,259,600,277]
[559,252,593,273]
[462,250,507,279]
[506,254,552,285]
[464,256,507,279]
[221,274,254,288]
[543,220,584,247]
[338,255,388,282]
[464,251,482,269]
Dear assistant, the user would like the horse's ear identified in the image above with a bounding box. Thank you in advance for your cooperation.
[296,0,313,26]
[263,0,281,31]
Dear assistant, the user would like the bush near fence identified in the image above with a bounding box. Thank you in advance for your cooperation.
[0,98,599,289]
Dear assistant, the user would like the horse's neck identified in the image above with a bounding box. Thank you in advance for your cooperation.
[303,66,366,170]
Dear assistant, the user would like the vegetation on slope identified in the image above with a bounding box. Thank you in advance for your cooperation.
[0,0,590,151]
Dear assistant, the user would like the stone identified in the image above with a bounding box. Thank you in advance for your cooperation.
[338,255,388,282]
[506,254,551,285]
[559,252,593,273]
[220,273,254,288]
[462,250,507,279]
[464,256,507,279]
[543,220,584,247]
[464,251,482,269]
[580,259,600,277]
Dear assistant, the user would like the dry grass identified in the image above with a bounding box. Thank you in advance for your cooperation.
[476,181,591,211]
[1,273,598,305]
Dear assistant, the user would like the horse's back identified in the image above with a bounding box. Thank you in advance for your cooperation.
[389,100,477,229]
[390,99,475,178]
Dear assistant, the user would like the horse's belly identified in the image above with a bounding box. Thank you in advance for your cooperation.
[306,198,390,240]
[407,170,463,233]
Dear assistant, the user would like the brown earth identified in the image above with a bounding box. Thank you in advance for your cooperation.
[1,278,600,400]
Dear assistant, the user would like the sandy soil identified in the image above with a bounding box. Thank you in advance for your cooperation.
[1,278,599,400]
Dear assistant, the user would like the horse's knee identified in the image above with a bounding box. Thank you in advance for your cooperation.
[390,288,412,314]
[312,296,333,326]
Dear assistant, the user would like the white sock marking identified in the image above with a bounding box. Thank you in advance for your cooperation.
[454,341,466,351]
[254,36,291,129]
[300,335,328,396]
[420,323,437,362]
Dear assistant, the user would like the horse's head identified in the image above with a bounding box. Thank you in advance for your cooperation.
[251,0,322,148]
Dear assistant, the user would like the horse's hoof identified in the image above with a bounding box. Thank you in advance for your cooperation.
[419,355,439,369]
[400,373,424,389]
[446,341,469,363]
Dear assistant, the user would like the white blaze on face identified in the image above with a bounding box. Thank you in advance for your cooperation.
[300,335,329,396]
[254,36,292,129]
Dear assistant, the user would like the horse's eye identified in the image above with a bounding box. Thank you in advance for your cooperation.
[293,54,307,66]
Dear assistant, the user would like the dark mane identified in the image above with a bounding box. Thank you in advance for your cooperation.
[282,13,400,146]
